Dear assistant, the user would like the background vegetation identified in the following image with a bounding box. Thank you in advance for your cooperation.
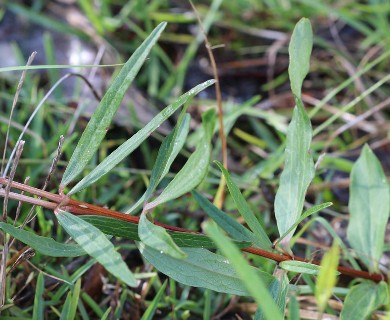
[1,0,390,319]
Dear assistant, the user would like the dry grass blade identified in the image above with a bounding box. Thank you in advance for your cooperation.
[1,52,36,176]
[2,73,101,178]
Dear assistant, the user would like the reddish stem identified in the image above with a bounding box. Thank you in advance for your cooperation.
[0,177,385,283]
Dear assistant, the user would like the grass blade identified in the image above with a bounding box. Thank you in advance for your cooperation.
[141,280,168,320]
[32,273,45,320]
[55,210,137,287]
[204,221,282,319]
[315,241,339,313]
[347,144,390,273]
[60,279,81,320]
[215,161,272,250]
[61,22,167,189]
[69,79,215,195]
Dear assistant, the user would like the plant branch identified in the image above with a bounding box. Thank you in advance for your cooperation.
[0,177,384,283]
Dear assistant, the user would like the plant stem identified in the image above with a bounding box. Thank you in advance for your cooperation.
[0,177,384,283]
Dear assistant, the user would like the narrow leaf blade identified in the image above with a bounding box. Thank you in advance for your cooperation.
[347,144,390,273]
[204,221,282,319]
[141,280,168,320]
[144,113,191,203]
[144,109,216,210]
[192,190,256,244]
[61,22,167,187]
[137,242,274,296]
[32,273,44,320]
[315,241,339,312]
[56,210,137,287]
[79,215,251,248]
[215,161,272,250]
[69,79,215,194]
[274,98,314,252]
[288,18,313,99]
[0,222,85,257]
[138,213,187,259]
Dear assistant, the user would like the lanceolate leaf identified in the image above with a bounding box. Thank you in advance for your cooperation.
[215,161,272,250]
[144,109,216,211]
[69,79,215,195]
[340,281,388,320]
[279,261,338,276]
[137,241,274,296]
[347,144,390,273]
[80,215,251,248]
[0,222,86,257]
[276,202,332,246]
[56,210,137,287]
[192,190,258,245]
[288,18,313,99]
[125,113,191,214]
[61,22,167,188]
[274,98,314,252]
[138,213,187,259]
[144,113,191,203]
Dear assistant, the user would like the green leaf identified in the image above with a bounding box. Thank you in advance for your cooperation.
[274,98,314,253]
[33,273,44,320]
[255,270,288,320]
[80,215,251,249]
[347,144,390,273]
[56,210,137,287]
[69,79,215,195]
[144,113,191,203]
[141,280,167,320]
[61,22,167,188]
[192,190,258,245]
[125,113,190,214]
[280,261,339,276]
[315,241,339,313]
[0,222,86,257]
[341,281,388,320]
[60,279,81,320]
[287,294,300,320]
[138,213,187,259]
[288,18,313,99]
[215,161,272,250]
[204,221,282,319]
[276,202,332,246]
[144,109,216,210]
[137,241,274,296]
